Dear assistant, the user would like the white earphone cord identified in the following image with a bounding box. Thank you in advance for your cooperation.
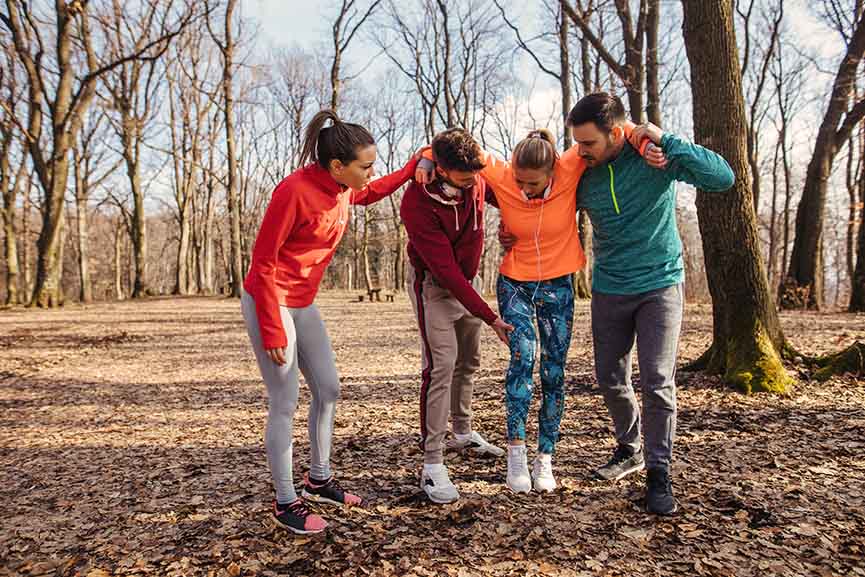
[503,196,544,320]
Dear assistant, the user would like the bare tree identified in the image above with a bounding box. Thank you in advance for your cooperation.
[0,39,25,305]
[780,4,865,310]
[207,0,243,297]
[380,0,507,138]
[561,0,662,124]
[369,82,422,290]
[198,110,224,294]
[329,0,382,110]
[72,109,119,303]
[737,0,784,212]
[99,0,189,298]
[767,35,807,293]
[0,1,192,307]
[165,20,217,295]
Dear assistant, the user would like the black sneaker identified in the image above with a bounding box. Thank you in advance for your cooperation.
[272,499,328,534]
[594,445,645,481]
[301,473,363,507]
[646,467,678,515]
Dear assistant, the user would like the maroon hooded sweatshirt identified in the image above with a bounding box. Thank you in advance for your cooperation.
[400,176,498,325]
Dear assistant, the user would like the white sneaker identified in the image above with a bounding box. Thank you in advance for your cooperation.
[448,431,505,457]
[506,445,531,493]
[421,464,460,504]
[532,453,557,492]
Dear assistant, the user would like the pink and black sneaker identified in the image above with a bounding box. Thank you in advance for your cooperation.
[272,499,328,534]
[301,473,363,507]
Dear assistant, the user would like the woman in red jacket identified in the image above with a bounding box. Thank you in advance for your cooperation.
[242,109,420,534]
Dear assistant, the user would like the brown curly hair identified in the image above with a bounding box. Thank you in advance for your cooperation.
[431,128,485,172]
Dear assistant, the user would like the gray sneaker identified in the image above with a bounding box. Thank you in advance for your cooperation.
[594,445,645,481]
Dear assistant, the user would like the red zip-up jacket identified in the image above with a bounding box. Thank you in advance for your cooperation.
[245,157,420,349]
[400,177,498,325]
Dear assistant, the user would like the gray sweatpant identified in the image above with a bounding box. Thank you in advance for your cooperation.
[241,291,340,503]
[591,284,683,469]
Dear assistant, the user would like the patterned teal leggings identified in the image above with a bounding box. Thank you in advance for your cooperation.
[496,274,574,454]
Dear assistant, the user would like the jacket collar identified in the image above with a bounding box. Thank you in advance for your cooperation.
[304,163,347,197]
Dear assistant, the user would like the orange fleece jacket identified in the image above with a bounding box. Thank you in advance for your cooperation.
[423,125,648,281]
[244,157,419,349]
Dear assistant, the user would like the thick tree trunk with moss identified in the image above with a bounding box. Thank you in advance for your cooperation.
[681,0,790,394]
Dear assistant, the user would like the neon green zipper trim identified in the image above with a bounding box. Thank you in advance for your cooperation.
[608,165,620,214]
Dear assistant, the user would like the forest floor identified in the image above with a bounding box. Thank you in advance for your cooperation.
[1,293,864,577]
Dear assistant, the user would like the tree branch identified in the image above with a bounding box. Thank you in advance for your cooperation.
[837,98,865,146]
[492,0,560,80]
[560,0,625,78]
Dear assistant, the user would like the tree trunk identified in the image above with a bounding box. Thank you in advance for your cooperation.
[22,177,31,301]
[128,151,148,298]
[73,150,92,303]
[394,225,404,291]
[850,129,865,311]
[575,211,592,299]
[1,202,18,306]
[559,6,572,148]
[847,143,857,286]
[681,0,790,394]
[32,165,68,308]
[168,68,190,296]
[203,143,217,294]
[362,206,373,291]
[176,195,192,295]
[768,135,781,287]
[222,0,243,298]
[781,14,865,310]
[330,45,342,111]
[1,148,23,306]
[645,0,661,125]
[780,119,792,286]
[114,219,124,300]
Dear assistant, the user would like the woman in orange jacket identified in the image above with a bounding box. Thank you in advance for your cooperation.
[242,109,421,534]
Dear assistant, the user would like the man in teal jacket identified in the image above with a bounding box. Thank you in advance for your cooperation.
[570,92,734,515]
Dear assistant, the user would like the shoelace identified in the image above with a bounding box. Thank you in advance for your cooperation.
[509,450,528,474]
[536,458,553,477]
[648,472,672,496]
[324,477,346,496]
[283,500,311,518]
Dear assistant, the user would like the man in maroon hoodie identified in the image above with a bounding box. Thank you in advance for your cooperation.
[401,128,513,504]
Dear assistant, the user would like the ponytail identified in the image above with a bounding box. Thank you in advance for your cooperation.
[298,109,375,170]
[512,128,557,171]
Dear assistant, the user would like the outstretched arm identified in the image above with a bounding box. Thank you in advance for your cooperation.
[631,122,735,192]
[352,150,425,206]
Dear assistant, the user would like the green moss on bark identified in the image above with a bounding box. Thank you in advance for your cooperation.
[813,341,865,382]
[723,324,792,394]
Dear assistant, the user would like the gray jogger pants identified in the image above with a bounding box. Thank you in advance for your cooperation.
[241,291,340,503]
[591,283,683,469]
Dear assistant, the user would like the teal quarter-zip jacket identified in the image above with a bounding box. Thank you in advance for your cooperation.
[577,132,735,295]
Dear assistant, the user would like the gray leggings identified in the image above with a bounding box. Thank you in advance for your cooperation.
[241,291,340,503]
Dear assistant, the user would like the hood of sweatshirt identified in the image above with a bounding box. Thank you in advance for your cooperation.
[421,177,482,232]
